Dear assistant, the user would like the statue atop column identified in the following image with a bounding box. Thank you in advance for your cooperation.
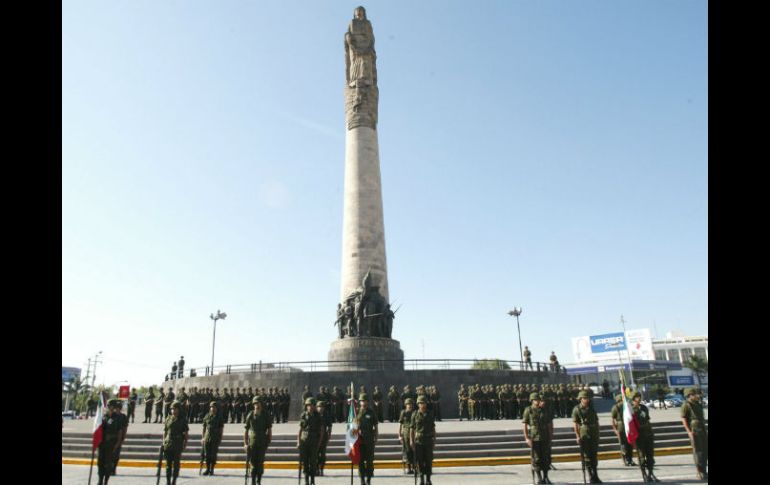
[334,267,393,339]
[344,6,378,130]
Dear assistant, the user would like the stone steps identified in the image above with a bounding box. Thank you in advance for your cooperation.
[62,421,700,462]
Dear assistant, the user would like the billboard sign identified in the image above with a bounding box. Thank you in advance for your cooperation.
[590,332,627,353]
[669,375,695,386]
[572,328,655,363]
[61,367,81,382]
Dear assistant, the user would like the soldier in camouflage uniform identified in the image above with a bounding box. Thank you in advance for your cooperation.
[164,387,175,420]
[201,401,225,475]
[355,394,378,485]
[333,386,345,423]
[96,399,128,485]
[144,387,155,423]
[399,398,416,474]
[176,387,188,420]
[523,392,553,484]
[681,387,708,481]
[573,390,602,483]
[523,346,533,370]
[457,384,469,421]
[516,385,528,419]
[632,391,660,482]
[317,400,334,476]
[245,396,272,485]
[155,389,165,423]
[221,389,231,423]
[430,385,441,421]
[298,397,322,485]
[372,385,384,422]
[410,395,436,485]
[163,401,189,485]
[233,389,243,423]
[610,394,636,466]
[388,385,400,422]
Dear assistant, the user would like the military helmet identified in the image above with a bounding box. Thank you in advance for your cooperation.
[615,394,623,403]
[107,399,121,408]
[209,401,218,407]
[416,395,427,404]
[578,390,591,399]
[171,400,182,409]
[317,400,326,407]
[304,397,316,406]
[252,396,264,405]
[529,392,541,401]
[404,398,414,405]
[358,393,368,401]
[684,387,697,397]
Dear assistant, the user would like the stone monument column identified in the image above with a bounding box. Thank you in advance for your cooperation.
[329,6,403,370]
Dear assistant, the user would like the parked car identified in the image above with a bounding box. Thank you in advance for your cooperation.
[664,394,684,407]
[61,410,78,420]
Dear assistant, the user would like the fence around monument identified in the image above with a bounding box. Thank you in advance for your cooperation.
[170,359,568,380]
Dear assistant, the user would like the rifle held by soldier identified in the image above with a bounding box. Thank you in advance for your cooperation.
[244,445,250,485]
[155,444,163,485]
[199,441,205,475]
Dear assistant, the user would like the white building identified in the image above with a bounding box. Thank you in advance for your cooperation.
[652,331,708,363]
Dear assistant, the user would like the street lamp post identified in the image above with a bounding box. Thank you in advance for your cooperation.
[209,310,227,375]
[507,307,523,370]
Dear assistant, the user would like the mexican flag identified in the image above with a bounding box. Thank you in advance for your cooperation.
[344,382,360,464]
[92,393,105,450]
[620,371,639,446]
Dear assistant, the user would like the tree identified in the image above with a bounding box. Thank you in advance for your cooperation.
[684,355,708,387]
[471,359,511,370]
[62,376,88,413]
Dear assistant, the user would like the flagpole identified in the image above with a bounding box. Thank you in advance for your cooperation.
[619,315,636,389]
[87,446,96,485]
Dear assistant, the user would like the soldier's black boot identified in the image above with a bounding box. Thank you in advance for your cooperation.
[543,469,553,484]
[210,463,216,475]
[536,469,544,484]
[304,474,310,485]
[420,473,425,485]
[649,469,661,482]
[165,474,172,485]
[591,469,603,484]
[427,473,433,485]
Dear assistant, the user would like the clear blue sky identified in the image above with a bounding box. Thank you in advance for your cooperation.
[62,0,708,387]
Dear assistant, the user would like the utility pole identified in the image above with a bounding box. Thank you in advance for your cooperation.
[91,351,103,389]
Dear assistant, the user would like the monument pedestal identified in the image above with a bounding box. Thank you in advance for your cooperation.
[328,337,404,371]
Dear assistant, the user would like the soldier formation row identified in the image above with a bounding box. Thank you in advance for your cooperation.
[457,383,594,421]
[87,382,621,425]
[91,387,707,485]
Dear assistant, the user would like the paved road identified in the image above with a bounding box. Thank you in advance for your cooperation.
[63,407,702,435]
[62,454,706,484]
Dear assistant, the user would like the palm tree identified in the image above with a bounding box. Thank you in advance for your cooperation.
[62,376,88,412]
[684,355,708,387]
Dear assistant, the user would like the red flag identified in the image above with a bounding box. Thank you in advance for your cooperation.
[92,393,105,450]
[620,372,640,446]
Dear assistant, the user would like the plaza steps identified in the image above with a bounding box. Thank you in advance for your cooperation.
[61,421,701,462]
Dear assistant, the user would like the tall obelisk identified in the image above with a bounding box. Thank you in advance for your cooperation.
[329,6,403,370]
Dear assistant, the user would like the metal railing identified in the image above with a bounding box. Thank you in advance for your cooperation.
[163,359,570,380]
